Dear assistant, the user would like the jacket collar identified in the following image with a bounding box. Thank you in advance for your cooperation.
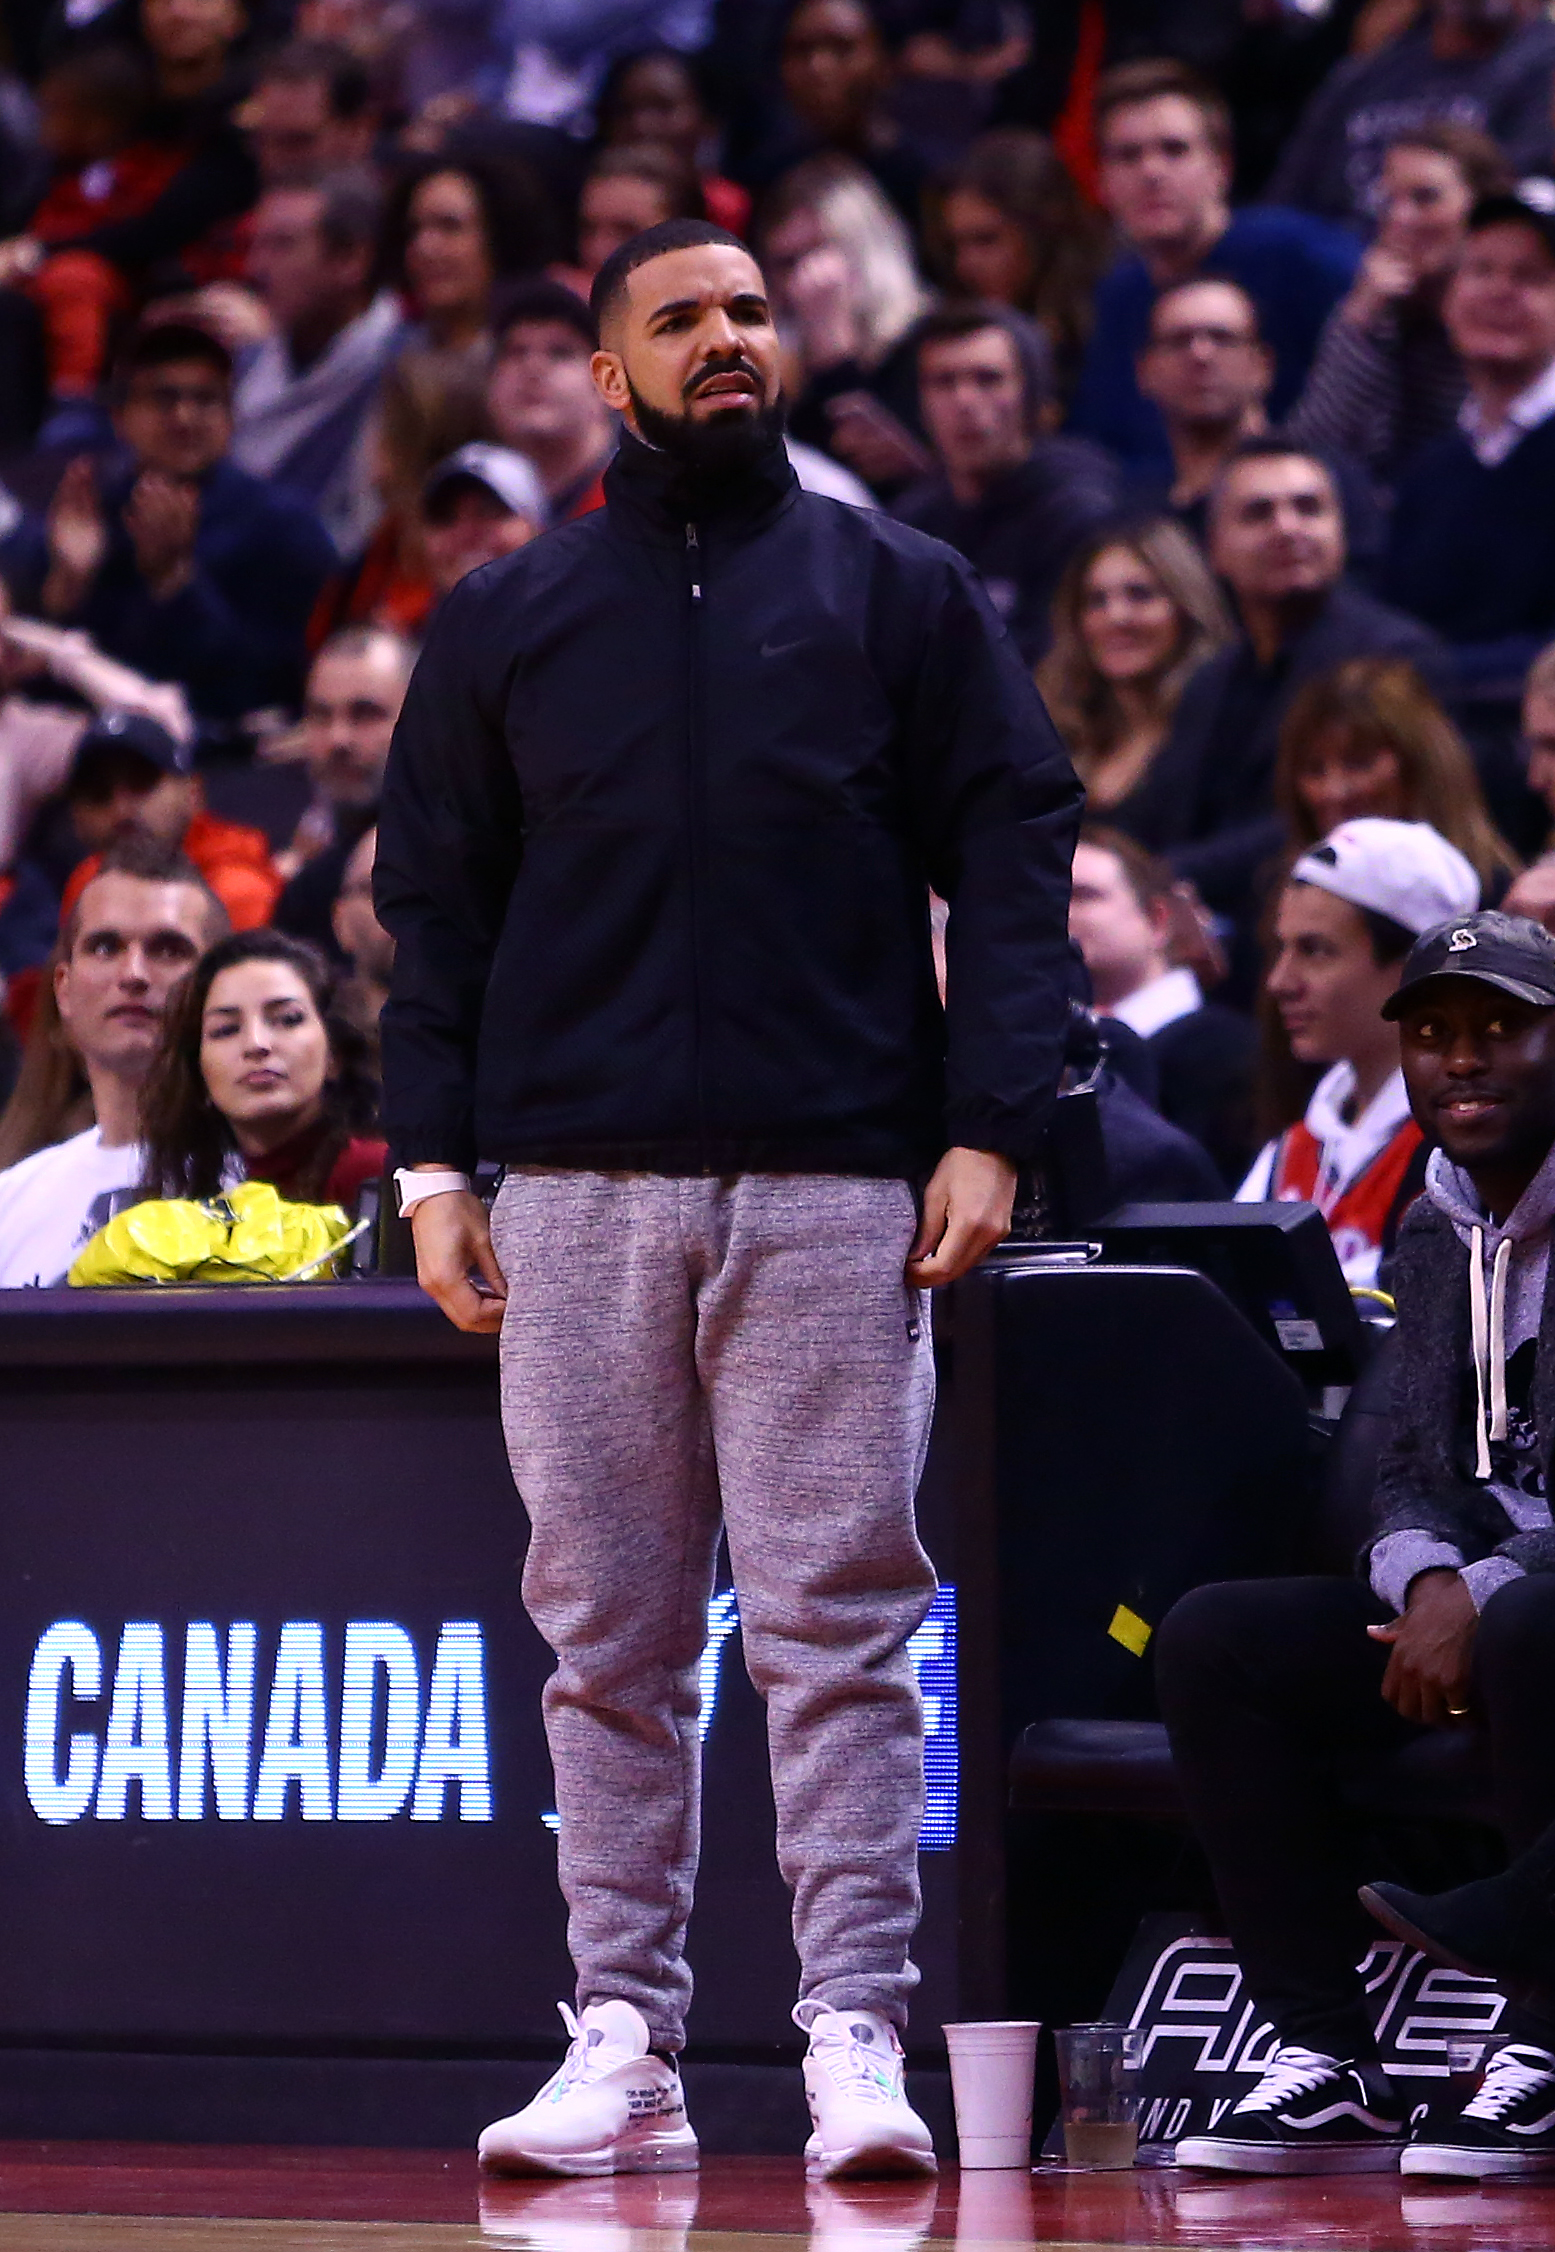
[603,426,798,544]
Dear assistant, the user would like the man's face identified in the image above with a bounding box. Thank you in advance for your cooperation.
[1524,686,1555,821]
[421,485,536,598]
[1266,883,1402,1067]
[781,0,884,140]
[54,873,213,1078]
[332,825,394,986]
[1137,280,1271,429]
[1399,979,1555,1183]
[246,73,341,186]
[1444,221,1555,379]
[917,327,1030,484]
[592,243,783,469]
[246,188,362,333]
[69,750,197,854]
[1097,94,1230,252]
[302,641,410,806]
[140,0,242,71]
[1069,843,1166,1003]
[1210,454,1345,606]
[489,319,603,454]
[115,355,232,477]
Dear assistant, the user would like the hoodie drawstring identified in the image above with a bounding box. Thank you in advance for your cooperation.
[1469,1227,1513,1478]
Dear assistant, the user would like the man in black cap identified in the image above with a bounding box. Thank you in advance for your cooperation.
[1157,909,1555,2179]
[62,711,280,931]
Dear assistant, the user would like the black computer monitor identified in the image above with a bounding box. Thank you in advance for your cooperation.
[1097,1201,1371,1388]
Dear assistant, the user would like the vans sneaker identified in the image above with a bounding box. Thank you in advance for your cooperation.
[1402,2043,1555,2179]
[479,2001,699,2178]
[799,2006,937,2180]
[1175,2046,1407,2174]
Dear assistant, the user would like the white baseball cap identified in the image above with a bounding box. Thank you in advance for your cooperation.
[1291,817,1480,935]
[423,442,546,525]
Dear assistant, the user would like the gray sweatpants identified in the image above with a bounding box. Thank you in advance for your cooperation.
[489,1170,937,2050]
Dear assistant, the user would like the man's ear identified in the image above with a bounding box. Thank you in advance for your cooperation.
[591,348,632,418]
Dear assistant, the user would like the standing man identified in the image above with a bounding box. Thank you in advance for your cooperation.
[376,217,1079,2179]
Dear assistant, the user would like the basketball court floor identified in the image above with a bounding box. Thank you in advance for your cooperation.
[0,2149,1550,2251]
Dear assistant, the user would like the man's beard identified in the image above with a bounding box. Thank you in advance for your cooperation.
[628,369,786,479]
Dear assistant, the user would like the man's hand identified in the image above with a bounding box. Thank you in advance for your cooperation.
[906,1147,1018,1288]
[1368,1568,1479,1725]
[410,1188,508,1334]
[43,456,107,616]
[124,471,200,600]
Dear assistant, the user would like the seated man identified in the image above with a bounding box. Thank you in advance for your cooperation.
[1384,191,1555,718]
[891,304,1122,666]
[1068,59,1358,478]
[1158,909,1555,2178]
[1237,817,1479,1287]
[20,321,336,727]
[417,444,544,605]
[58,712,280,932]
[1069,825,1256,1189]
[0,837,225,1286]
[1144,438,1446,931]
[273,625,414,955]
[486,278,617,522]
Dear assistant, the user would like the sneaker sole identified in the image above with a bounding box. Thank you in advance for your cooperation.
[1174,2136,1404,2175]
[1402,2143,1555,2181]
[479,2128,700,2179]
[805,2136,938,2182]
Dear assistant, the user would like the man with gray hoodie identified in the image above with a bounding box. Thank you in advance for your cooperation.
[1158,909,1555,2179]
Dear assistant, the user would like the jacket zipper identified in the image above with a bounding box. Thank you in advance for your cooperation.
[685,522,709,1165]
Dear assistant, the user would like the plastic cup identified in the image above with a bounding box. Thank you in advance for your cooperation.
[1054,2023,1143,2170]
[942,2019,1041,2169]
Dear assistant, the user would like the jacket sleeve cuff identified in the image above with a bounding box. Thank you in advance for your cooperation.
[1460,1555,1527,1612]
[1369,1532,1466,1614]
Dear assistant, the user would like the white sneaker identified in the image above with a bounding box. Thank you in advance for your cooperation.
[479,2001,699,2178]
[799,2005,938,2180]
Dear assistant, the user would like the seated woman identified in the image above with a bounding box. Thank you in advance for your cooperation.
[1274,655,1520,903]
[139,927,384,1211]
[1037,518,1231,834]
[1237,816,1479,1289]
[1286,121,1508,500]
[924,127,1110,403]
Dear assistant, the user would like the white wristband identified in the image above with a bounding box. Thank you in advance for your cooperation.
[394,1167,472,1216]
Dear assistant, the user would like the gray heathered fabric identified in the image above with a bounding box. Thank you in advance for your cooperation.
[489,1168,938,2050]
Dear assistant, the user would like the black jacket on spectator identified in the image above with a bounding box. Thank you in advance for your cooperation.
[1137,581,1447,918]
[1100,1073,1226,1204]
[1382,415,1555,702]
[891,438,1126,664]
[376,430,1082,1177]
[1149,1004,1259,1189]
[8,459,335,726]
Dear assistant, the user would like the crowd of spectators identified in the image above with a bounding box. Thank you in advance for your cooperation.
[3,0,1555,1285]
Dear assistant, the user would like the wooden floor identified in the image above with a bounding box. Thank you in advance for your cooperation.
[0,2150,1550,2250]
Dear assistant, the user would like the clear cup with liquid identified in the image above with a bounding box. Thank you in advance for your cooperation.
[1055,2022,1144,2170]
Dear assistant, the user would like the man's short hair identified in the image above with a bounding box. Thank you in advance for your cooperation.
[1093,58,1233,162]
[911,300,1054,416]
[590,218,751,337]
[1079,824,1175,916]
[1210,434,1337,515]
[63,835,229,955]
[493,275,597,353]
[1146,273,1261,341]
[112,319,232,397]
[311,622,416,675]
[256,36,372,121]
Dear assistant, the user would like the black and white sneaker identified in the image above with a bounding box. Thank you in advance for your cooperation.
[1402,2044,1555,2179]
[1174,2046,1407,2174]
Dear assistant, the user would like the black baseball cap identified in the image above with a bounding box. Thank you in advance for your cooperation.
[68,710,193,790]
[1381,909,1555,1019]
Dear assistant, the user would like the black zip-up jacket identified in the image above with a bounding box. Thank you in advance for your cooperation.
[375,432,1082,1178]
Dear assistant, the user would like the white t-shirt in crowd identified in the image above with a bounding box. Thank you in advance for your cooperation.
[0,1128,145,1288]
